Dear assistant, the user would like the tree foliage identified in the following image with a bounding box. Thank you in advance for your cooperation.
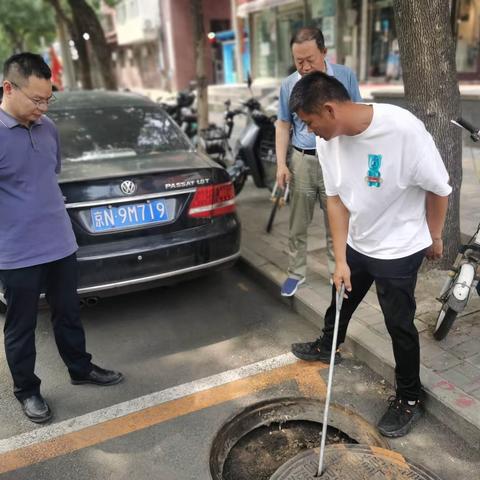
[0,0,56,62]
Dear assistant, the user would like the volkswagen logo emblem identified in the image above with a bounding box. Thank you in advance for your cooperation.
[120,180,137,195]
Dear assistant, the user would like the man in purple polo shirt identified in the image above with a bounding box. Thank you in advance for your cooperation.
[0,53,123,424]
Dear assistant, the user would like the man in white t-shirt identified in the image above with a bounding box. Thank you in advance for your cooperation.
[288,71,451,438]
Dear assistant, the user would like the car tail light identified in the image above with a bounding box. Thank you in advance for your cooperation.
[188,182,236,218]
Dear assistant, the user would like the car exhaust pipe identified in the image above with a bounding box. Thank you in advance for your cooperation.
[85,296,100,307]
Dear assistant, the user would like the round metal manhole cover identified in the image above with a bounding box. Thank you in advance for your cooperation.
[210,397,389,480]
[270,444,442,480]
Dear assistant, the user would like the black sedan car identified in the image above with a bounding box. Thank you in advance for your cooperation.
[1,90,240,309]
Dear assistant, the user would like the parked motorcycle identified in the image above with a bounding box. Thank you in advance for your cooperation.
[199,75,277,195]
[157,83,198,139]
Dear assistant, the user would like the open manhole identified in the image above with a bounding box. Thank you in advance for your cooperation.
[270,445,443,480]
[210,397,389,480]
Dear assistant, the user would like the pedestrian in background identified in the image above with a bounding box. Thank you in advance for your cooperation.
[276,27,362,298]
[0,53,123,424]
[289,71,451,437]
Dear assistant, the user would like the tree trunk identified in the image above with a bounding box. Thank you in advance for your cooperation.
[393,0,462,268]
[71,9,94,90]
[57,14,76,89]
[191,0,208,131]
[68,0,117,90]
[44,0,93,89]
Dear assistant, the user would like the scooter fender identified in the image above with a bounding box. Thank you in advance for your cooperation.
[447,262,475,312]
[237,122,264,188]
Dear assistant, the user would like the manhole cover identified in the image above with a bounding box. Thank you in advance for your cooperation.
[210,397,389,480]
[270,444,442,480]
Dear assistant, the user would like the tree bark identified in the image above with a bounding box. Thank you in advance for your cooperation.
[67,0,117,90]
[393,0,462,268]
[44,0,93,89]
[191,0,208,130]
[70,6,94,90]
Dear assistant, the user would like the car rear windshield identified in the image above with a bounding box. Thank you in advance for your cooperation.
[47,106,191,162]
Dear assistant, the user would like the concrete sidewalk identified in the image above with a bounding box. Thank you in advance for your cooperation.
[235,147,480,449]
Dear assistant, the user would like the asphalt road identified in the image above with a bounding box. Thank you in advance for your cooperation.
[0,266,478,479]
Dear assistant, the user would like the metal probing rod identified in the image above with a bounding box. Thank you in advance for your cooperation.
[317,283,345,477]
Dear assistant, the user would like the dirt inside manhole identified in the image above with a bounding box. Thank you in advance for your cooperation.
[222,420,356,480]
[209,398,388,480]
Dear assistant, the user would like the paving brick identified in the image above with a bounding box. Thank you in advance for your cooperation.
[440,368,472,392]
[450,338,480,360]
[469,387,480,402]
[466,352,480,368]
[420,347,463,371]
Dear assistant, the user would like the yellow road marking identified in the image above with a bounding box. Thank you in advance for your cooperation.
[0,360,326,474]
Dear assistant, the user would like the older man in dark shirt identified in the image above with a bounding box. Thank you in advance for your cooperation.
[0,53,123,423]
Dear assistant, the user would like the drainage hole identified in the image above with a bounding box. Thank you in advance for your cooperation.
[222,420,357,480]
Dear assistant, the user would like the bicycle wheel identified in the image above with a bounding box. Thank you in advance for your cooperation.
[433,304,458,340]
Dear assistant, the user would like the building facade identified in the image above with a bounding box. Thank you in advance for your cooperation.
[101,0,166,90]
[237,0,480,82]
[101,0,232,92]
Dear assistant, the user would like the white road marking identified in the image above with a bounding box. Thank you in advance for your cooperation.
[0,352,296,454]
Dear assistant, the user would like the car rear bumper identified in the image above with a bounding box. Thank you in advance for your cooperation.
[0,217,241,305]
[76,215,241,298]
[77,250,240,297]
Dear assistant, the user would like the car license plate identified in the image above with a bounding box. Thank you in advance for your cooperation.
[90,199,173,232]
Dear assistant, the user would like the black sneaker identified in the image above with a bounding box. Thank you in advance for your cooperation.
[291,338,342,363]
[377,396,423,438]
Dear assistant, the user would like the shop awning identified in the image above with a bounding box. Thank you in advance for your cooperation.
[236,0,298,17]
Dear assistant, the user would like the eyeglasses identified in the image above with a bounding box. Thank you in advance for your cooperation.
[10,81,56,107]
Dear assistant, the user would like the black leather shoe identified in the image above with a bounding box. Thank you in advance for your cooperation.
[70,364,124,386]
[20,394,52,423]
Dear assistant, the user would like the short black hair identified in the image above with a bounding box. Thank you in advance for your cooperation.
[290,27,325,51]
[289,71,351,114]
[3,52,51,85]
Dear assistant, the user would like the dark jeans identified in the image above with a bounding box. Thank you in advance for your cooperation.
[321,245,426,401]
[0,254,92,401]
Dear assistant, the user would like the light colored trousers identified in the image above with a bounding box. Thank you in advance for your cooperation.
[288,148,335,280]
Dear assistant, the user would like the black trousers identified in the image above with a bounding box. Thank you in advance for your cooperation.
[320,246,426,401]
[0,254,92,401]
